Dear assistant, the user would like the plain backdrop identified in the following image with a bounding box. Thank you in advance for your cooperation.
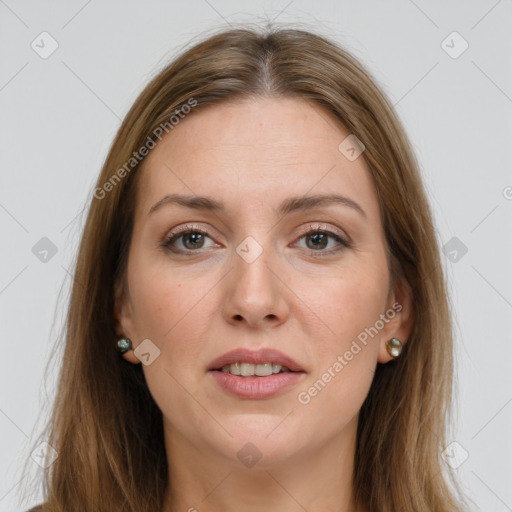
[1,1,511,511]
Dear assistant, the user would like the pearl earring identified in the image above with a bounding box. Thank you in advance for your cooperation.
[116,337,132,354]
[385,337,403,358]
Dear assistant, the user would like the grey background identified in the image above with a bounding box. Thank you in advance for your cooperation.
[1,1,511,511]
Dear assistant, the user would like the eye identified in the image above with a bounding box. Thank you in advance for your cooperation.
[161,223,351,256]
[162,225,218,253]
[294,224,350,256]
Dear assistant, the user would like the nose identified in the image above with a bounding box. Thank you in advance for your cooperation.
[221,243,290,329]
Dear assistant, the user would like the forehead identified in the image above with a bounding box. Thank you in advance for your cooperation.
[135,97,379,221]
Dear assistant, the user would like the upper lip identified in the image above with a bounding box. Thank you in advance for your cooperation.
[208,348,305,372]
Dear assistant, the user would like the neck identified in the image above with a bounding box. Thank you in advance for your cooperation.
[161,416,367,512]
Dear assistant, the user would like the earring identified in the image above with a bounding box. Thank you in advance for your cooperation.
[116,337,132,354]
[386,337,403,358]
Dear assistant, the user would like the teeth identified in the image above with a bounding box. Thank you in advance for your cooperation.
[240,363,255,376]
[255,363,273,376]
[230,362,241,375]
[219,362,289,376]
[272,363,282,374]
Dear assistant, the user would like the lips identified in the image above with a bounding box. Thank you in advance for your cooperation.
[207,348,305,373]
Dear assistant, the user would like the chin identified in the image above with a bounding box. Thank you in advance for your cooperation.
[214,420,308,469]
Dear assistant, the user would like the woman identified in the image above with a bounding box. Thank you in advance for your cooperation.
[23,25,468,511]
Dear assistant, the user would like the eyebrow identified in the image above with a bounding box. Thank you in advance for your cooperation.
[147,193,366,219]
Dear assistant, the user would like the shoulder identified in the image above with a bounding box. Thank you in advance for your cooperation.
[26,505,43,512]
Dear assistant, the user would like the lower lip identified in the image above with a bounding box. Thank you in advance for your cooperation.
[209,370,305,399]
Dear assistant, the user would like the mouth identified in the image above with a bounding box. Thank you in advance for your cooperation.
[207,347,305,373]
[207,348,306,400]
[212,362,298,376]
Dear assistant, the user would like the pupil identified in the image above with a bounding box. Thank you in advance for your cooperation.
[184,232,204,249]
[307,233,327,250]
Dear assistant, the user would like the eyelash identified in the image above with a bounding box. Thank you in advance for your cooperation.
[161,223,351,257]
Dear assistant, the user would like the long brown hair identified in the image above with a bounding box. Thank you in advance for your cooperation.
[19,24,468,511]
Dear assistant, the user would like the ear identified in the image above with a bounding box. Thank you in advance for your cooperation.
[377,273,414,364]
[114,277,140,365]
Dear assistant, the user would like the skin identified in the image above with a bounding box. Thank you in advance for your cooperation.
[115,97,413,512]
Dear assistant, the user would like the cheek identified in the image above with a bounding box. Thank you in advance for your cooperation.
[129,259,209,338]
[293,259,389,352]
[291,261,387,418]
[127,257,220,380]
[128,265,215,423]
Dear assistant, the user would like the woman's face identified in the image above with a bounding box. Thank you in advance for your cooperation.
[115,97,412,468]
